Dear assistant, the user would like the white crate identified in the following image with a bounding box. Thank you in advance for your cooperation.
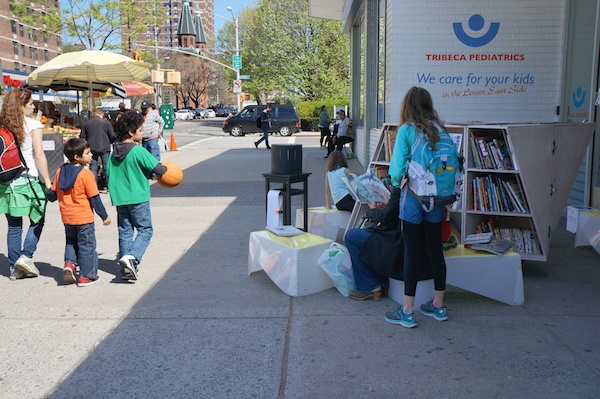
[248,230,334,297]
[567,206,597,233]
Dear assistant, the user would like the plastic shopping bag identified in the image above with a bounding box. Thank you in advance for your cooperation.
[318,242,356,297]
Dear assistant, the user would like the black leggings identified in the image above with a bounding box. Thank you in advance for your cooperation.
[335,194,355,212]
[402,219,446,296]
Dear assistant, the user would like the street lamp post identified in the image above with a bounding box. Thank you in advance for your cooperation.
[197,7,241,111]
[227,6,241,112]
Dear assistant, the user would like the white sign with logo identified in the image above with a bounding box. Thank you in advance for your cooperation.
[390,2,564,123]
[233,79,242,94]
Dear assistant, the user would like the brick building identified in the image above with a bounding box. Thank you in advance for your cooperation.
[0,1,62,90]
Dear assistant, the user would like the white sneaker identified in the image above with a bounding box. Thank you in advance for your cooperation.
[118,255,138,280]
[15,255,39,277]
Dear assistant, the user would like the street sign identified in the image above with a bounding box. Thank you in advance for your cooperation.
[232,55,242,69]
[233,79,242,94]
[239,75,251,80]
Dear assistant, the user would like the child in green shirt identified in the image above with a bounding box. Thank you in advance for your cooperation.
[107,111,167,281]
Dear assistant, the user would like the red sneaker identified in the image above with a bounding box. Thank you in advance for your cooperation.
[77,276,99,287]
[63,262,76,283]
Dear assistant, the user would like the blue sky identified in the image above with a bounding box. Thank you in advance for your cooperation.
[212,0,256,33]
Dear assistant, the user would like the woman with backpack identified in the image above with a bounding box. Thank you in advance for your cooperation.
[0,88,51,280]
[384,86,459,328]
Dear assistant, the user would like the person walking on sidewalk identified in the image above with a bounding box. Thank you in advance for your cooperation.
[106,111,167,281]
[79,108,116,184]
[254,105,272,149]
[384,86,453,328]
[141,101,165,162]
[0,88,52,280]
[318,105,332,147]
[46,138,111,287]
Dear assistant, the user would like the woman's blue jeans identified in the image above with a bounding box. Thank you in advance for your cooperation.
[344,228,388,291]
[90,151,110,182]
[64,223,98,279]
[6,214,45,268]
[117,201,153,263]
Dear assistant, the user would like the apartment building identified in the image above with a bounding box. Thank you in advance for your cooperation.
[0,1,61,89]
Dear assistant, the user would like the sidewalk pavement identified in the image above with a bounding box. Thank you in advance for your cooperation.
[0,130,598,398]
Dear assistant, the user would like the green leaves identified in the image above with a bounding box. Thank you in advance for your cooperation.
[215,0,350,103]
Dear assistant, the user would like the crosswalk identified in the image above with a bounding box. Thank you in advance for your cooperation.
[178,134,320,150]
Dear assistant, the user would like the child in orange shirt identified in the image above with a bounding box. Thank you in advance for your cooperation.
[47,138,111,286]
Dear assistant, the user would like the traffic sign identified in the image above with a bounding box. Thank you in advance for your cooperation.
[239,75,251,80]
[232,55,242,69]
[233,79,242,94]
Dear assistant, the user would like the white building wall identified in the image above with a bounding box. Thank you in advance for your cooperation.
[384,0,567,124]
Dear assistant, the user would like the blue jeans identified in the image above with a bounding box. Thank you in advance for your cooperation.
[117,201,153,264]
[90,151,110,182]
[65,223,98,279]
[255,127,270,147]
[6,214,45,269]
[142,138,161,161]
[344,228,388,291]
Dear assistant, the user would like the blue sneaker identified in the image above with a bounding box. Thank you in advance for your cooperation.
[420,300,449,321]
[385,306,417,328]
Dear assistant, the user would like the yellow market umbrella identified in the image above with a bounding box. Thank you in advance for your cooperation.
[27,50,151,110]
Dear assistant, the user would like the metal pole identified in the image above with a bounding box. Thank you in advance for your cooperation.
[234,17,240,112]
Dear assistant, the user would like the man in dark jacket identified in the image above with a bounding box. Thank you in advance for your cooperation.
[79,108,116,184]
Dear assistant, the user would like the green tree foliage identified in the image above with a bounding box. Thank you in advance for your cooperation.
[216,0,349,103]
[11,0,167,53]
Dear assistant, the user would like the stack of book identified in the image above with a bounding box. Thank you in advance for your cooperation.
[471,218,540,255]
[464,232,513,255]
[469,132,514,170]
[471,175,528,213]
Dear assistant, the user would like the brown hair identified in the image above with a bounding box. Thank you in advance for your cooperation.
[93,108,105,117]
[400,86,445,150]
[0,88,31,145]
[325,151,348,172]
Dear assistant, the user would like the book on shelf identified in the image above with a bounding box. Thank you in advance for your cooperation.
[504,180,528,213]
[469,133,514,170]
[469,134,483,168]
[465,238,514,255]
[384,128,398,162]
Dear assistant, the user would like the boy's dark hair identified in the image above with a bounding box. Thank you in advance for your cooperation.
[64,137,89,162]
[114,110,144,141]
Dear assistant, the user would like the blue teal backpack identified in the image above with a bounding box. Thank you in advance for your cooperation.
[407,122,464,211]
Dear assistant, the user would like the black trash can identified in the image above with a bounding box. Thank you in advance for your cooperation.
[271,144,302,175]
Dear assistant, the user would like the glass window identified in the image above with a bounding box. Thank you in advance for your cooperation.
[13,41,18,55]
[277,107,296,119]
[44,49,48,61]
[21,44,25,57]
[19,24,24,36]
[11,21,17,34]
[14,62,20,72]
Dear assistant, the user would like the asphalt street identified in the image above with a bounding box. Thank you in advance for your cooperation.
[0,120,598,398]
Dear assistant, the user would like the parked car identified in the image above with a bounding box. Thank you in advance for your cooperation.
[222,104,301,137]
[175,109,195,120]
[205,109,216,118]
[194,108,208,119]
[214,107,230,117]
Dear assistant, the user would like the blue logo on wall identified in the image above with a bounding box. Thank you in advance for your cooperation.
[572,87,586,108]
[453,14,500,47]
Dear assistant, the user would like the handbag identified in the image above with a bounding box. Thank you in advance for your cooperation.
[359,228,405,280]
